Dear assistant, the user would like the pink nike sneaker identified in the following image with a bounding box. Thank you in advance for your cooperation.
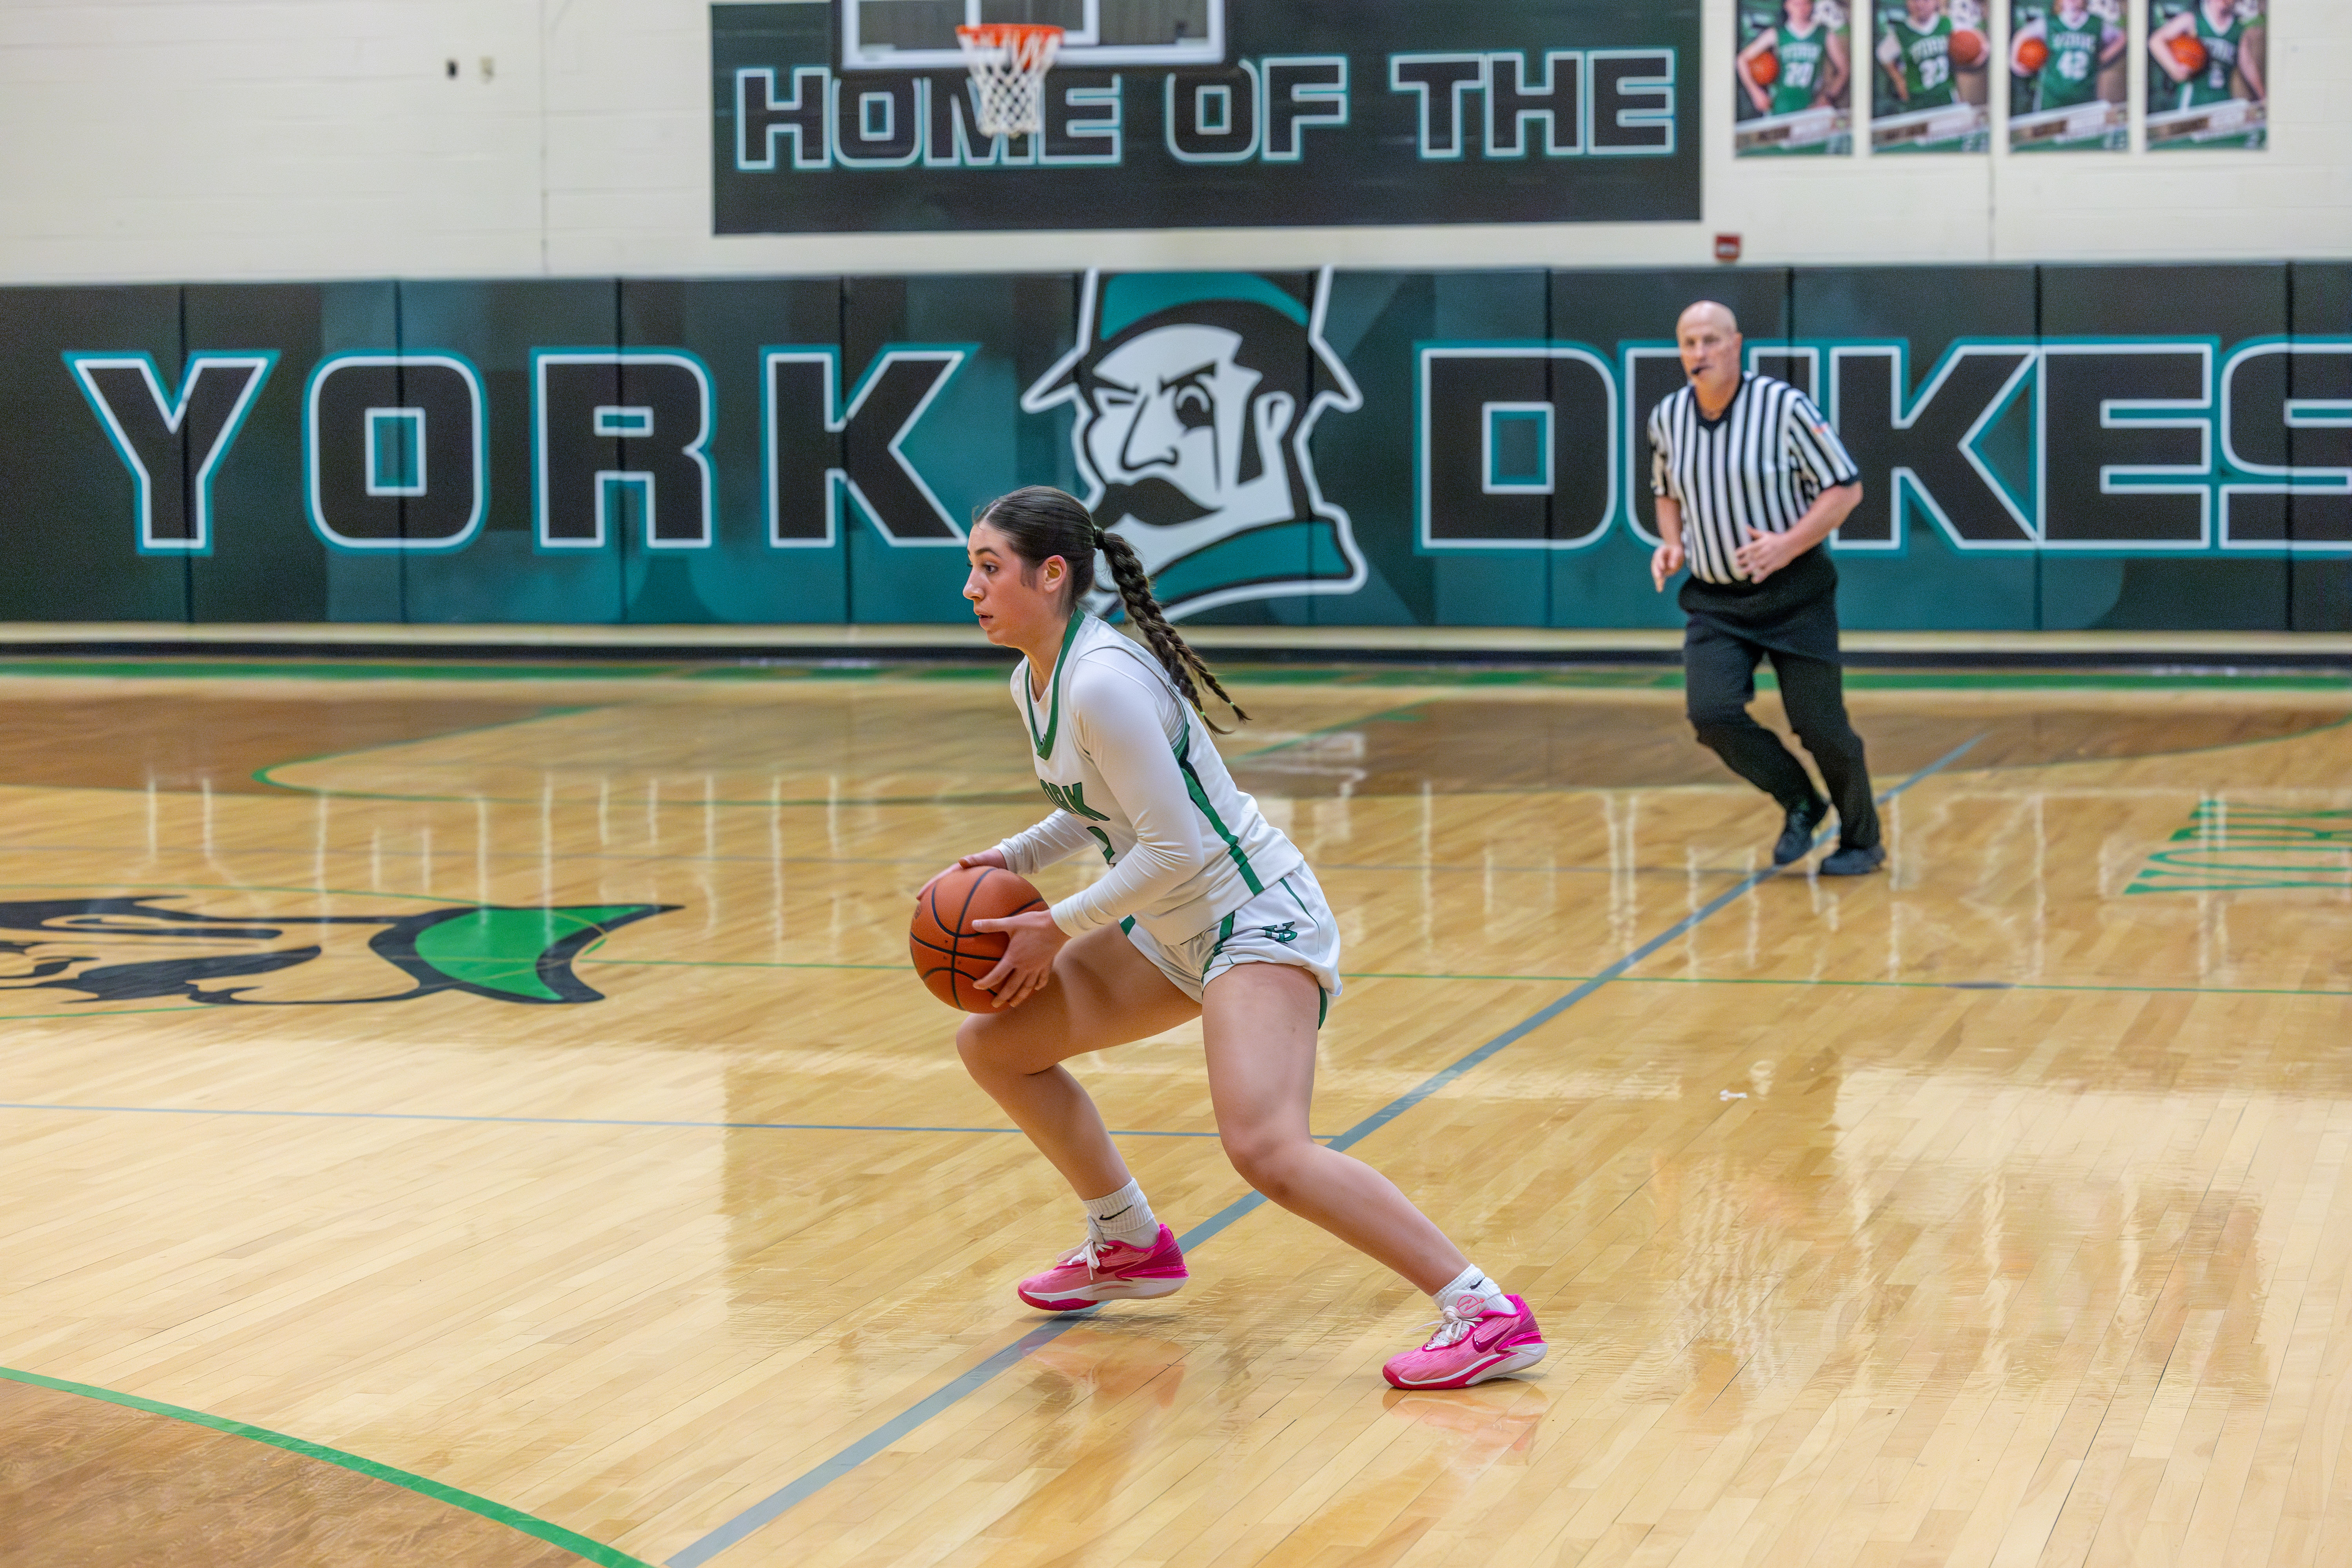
[1016,1224,1189,1312]
[1382,1293,1547,1389]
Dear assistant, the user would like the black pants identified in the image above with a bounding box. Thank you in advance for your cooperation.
[1683,620,1880,850]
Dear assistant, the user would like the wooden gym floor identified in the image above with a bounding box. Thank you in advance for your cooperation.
[0,657,2347,1567]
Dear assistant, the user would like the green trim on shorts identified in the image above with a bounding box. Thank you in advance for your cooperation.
[1120,915,1136,935]
[1317,989,1328,1028]
[1203,911,1237,978]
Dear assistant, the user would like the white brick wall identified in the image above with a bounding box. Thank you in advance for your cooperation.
[1,0,2344,285]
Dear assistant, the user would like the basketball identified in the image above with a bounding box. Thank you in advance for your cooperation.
[1949,28,1987,68]
[1751,47,1780,87]
[911,864,1047,1010]
[2171,34,2208,73]
[2017,36,2050,73]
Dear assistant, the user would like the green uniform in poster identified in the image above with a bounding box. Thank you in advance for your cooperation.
[2034,15,2107,110]
[1888,13,1958,109]
[1771,22,1832,113]
[2177,5,2247,109]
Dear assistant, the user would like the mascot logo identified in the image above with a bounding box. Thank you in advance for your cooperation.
[0,898,674,1007]
[1022,269,1365,621]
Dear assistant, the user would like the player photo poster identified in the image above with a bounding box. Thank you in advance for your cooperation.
[2147,0,2267,148]
[2008,0,2127,150]
[1871,0,1991,152]
[1736,0,1854,156]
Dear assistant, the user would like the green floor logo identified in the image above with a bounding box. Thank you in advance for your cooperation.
[0,898,676,1006]
[2127,804,2352,894]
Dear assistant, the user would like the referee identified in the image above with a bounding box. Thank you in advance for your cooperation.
[1648,300,1883,876]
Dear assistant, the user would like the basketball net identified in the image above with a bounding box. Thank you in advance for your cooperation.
[955,23,1062,139]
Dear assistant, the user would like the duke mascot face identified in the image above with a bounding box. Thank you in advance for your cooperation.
[1022,270,1365,621]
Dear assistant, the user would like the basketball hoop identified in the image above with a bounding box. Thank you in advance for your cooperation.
[955,22,1062,139]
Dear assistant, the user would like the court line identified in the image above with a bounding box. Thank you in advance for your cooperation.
[665,733,1986,1567]
[1,655,2342,691]
[0,1103,1290,1140]
[0,1364,654,1568]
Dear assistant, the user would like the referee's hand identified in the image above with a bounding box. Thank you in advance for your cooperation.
[1733,525,1801,582]
[1650,540,1684,592]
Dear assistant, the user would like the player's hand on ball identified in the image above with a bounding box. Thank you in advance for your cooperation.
[1734,525,1797,582]
[970,909,1065,1009]
[918,847,1007,903]
[1650,539,1684,592]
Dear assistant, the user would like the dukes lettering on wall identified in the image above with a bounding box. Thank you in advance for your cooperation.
[709,2,1702,232]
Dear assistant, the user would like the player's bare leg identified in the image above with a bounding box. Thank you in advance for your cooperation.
[959,924,1199,1310]
[1198,961,1468,1294]
[955,922,1196,1199]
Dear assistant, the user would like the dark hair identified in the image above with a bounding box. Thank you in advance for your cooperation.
[974,485,1249,731]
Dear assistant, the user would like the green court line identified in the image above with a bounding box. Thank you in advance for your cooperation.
[252,704,602,802]
[0,1365,650,1567]
[0,654,2340,693]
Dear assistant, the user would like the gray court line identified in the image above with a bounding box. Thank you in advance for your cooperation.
[665,733,1985,1567]
[0,1103,1252,1140]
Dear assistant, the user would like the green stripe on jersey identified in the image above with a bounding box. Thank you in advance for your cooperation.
[1023,614,1087,760]
[1174,718,1263,894]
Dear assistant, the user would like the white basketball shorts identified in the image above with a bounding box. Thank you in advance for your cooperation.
[1122,866,1343,1021]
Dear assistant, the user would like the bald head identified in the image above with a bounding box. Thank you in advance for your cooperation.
[1677,299,1745,413]
[1678,300,1740,338]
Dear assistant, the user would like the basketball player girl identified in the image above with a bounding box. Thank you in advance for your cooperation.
[920,486,1545,1390]
[1739,0,1848,118]
[2152,0,2263,111]
[1878,0,1961,112]
[2012,0,2124,116]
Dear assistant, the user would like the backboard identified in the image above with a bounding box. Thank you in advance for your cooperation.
[838,0,1226,70]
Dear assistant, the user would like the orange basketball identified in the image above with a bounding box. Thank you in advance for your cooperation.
[2171,34,2208,73]
[2017,36,2051,73]
[911,864,1046,1011]
[1751,47,1780,87]
[1950,27,1987,68]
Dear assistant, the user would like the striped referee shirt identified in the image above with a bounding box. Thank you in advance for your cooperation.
[1648,373,1860,585]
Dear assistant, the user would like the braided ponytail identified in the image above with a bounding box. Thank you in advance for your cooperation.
[1093,527,1250,732]
[972,485,1249,732]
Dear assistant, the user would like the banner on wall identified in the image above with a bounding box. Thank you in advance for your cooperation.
[708,1,1701,231]
[1736,0,1854,156]
[2147,0,2268,149]
[2008,0,2128,151]
[3,266,2348,635]
[1870,0,1991,152]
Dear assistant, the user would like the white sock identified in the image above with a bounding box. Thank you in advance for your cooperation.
[1434,1264,1510,1317]
[1082,1178,1158,1248]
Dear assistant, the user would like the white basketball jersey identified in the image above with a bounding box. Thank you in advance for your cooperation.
[995,615,1301,944]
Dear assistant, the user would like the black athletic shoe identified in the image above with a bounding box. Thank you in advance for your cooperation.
[1817,844,1886,877]
[1772,800,1829,866]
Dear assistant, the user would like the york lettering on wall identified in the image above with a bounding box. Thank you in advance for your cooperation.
[64,352,277,554]
[305,354,486,550]
[763,346,971,546]
[534,352,716,552]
